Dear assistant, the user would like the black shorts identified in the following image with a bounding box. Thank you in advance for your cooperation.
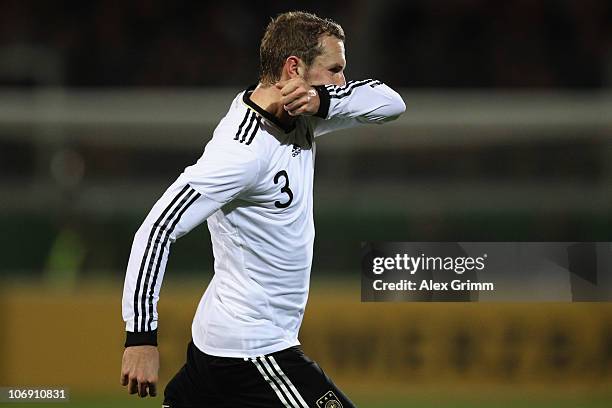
[163,341,356,408]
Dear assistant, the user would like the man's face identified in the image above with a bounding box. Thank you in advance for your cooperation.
[303,35,346,87]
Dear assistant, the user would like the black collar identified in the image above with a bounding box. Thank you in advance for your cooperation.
[243,85,296,133]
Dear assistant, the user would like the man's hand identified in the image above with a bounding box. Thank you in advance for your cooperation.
[276,78,320,116]
[120,345,159,398]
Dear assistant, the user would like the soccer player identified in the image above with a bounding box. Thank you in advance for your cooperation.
[120,11,405,408]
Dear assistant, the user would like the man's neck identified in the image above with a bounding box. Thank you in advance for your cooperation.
[249,82,295,129]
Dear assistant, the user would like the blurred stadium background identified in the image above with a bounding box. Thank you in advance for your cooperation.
[1,0,612,407]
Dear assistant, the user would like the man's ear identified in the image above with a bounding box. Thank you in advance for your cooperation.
[284,56,302,79]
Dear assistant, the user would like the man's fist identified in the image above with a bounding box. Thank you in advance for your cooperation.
[120,345,159,398]
[276,78,320,116]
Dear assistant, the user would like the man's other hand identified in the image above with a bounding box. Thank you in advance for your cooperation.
[276,78,320,116]
[120,345,159,398]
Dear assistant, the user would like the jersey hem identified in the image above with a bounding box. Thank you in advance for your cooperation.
[192,336,301,358]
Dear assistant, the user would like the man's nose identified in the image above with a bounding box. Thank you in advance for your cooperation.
[335,73,346,86]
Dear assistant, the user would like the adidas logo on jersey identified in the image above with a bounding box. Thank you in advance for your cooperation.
[291,144,301,157]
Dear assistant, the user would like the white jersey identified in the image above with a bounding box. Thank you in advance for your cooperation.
[122,79,405,357]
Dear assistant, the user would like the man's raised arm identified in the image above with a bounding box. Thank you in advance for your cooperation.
[275,77,405,136]
[312,79,406,136]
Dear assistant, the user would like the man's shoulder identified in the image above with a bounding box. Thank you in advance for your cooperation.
[211,98,277,156]
[185,136,260,183]
[215,90,249,129]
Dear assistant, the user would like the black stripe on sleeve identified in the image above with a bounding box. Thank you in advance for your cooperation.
[139,187,197,332]
[239,112,257,143]
[132,185,190,332]
[329,79,378,99]
[146,189,201,331]
[369,79,383,88]
[245,116,261,145]
[234,110,251,140]
[325,79,371,95]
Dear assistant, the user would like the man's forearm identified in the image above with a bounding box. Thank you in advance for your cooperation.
[316,79,406,123]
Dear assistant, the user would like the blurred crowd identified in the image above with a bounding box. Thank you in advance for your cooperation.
[1,1,611,278]
[0,0,610,88]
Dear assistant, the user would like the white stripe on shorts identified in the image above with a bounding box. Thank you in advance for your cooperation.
[267,355,309,408]
[258,356,304,408]
[249,357,293,408]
